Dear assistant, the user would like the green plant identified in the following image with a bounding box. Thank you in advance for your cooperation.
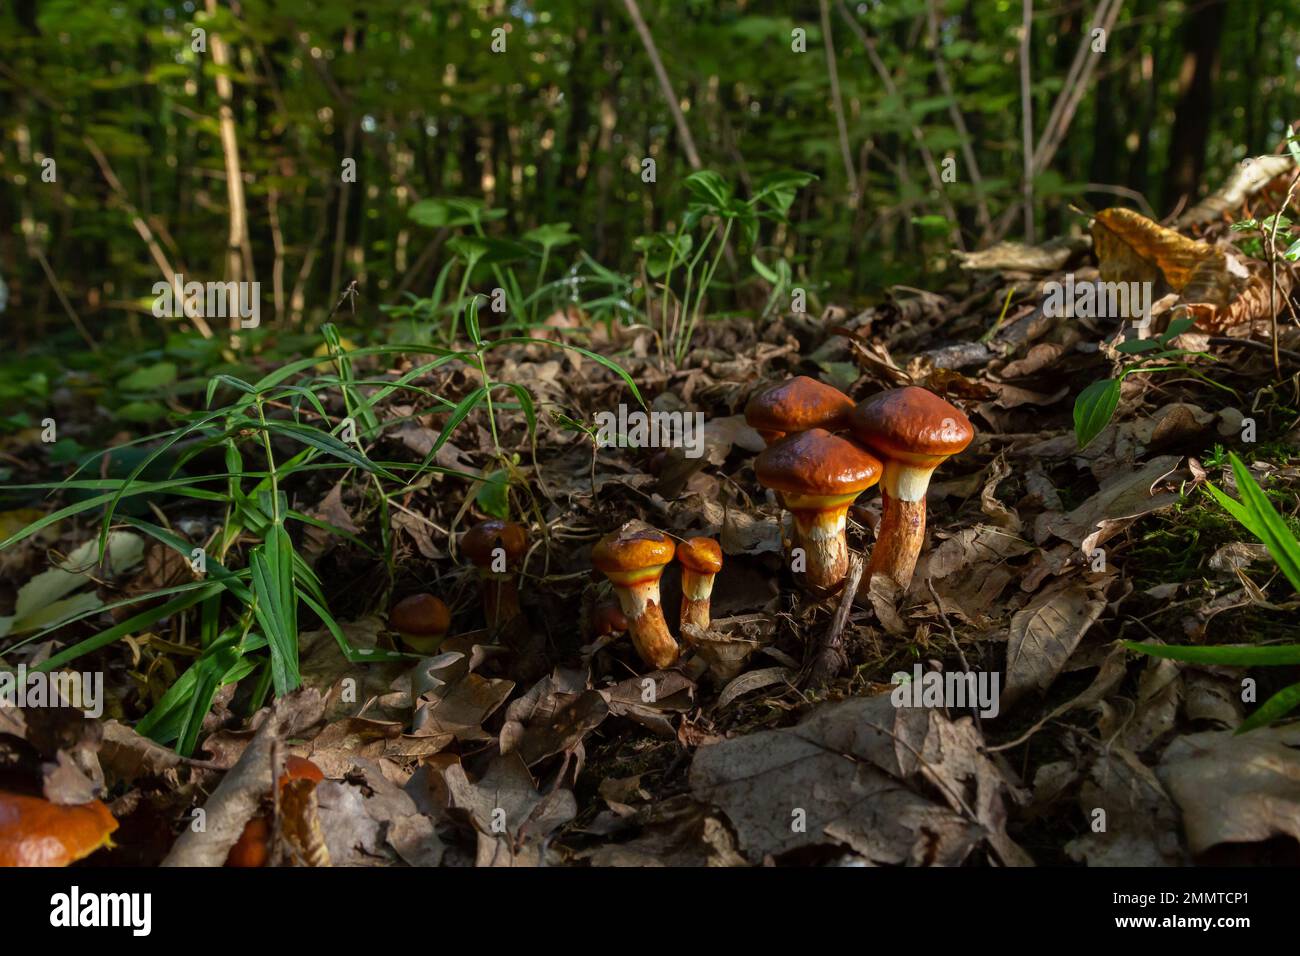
[1072,315,1230,449]
[0,320,642,753]
[638,169,816,368]
[1126,452,1300,732]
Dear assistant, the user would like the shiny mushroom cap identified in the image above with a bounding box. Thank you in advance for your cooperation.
[754,428,882,498]
[592,525,675,574]
[281,756,325,788]
[388,593,451,638]
[847,387,974,467]
[0,793,118,867]
[590,604,630,636]
[678,536,723,574]
[744,376,854,439]
[462,520,529,568]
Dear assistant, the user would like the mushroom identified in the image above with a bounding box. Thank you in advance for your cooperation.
[227,756,325,868]
[677,536,723,633]
[591,524,679,668]
[590,603,630,638]
[462,519,529,630]
[744,376,855,445]
[754,428,882,592]
[0,792,118,867]
[847,386,974,590]
[388,593,451,653]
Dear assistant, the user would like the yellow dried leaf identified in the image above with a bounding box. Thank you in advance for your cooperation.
[1091,207,1217,291]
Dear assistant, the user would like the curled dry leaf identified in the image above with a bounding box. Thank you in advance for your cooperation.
[444,752,576,867]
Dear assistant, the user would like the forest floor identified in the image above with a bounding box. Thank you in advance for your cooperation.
[3,162,1300,868]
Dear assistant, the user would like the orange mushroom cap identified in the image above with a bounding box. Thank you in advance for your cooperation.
[281,756,324,788]
[677,536,723,575]
[744,376,854,441]
[591,527,676,576]
[847,387,973,468]
[462,520,529,569]
[754,428,882,499]
[0,792,118,867]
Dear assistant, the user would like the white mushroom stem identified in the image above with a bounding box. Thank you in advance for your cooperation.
[679,569,717,634]
[783,490,860,593]
[864,461,937,590]
[604,567,679,668]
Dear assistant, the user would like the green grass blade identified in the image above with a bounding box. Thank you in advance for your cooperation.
[1124,640,1300,666]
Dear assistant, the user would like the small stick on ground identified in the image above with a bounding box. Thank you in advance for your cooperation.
[802,553,864,687]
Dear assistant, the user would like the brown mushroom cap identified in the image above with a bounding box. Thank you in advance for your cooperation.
[745,376,854,437]
[592,527,676,574]
[754,428,882,498]
[678,536,723,574]
[388,593,451,638]
[462,520,529,568]
[847,387,973,467]
[0,793,118,867]
[590,604,630,636]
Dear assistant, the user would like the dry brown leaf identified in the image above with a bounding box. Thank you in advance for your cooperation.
[1157,724,1300,856]
[1091,207,1217,291]
[1003,580,1106,707]
[1065,746,1185,866]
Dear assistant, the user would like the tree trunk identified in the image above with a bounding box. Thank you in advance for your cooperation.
[1164,0,1228,212]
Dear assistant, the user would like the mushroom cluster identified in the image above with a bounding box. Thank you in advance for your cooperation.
[745,378,973,595]
[589,523,725,668]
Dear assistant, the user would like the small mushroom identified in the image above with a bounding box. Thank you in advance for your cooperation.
[226,756,325,868]
[461,519,529,630]
[590,603,630,638]
[0,792,118,867]
[744,376,855,445]
[754,428,882,592]
[847,386,974,590]
[591,524,679,669]
[677,536,723,634]
[388,593,451,653]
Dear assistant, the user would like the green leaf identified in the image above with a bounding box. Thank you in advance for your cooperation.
[1124,640,1300,666]
[119,361,177,391]
[1073,378,1121,449]
[249,525,300,695]
[259,419,399,481]
[523,222,578,250]
[1237,681,1300,733]
[1218,453,1300,593]
[685,170,733,209]
[476,469,510,519]
[415,386,485,473]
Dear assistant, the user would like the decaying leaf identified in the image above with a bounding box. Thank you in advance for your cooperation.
[689,694,1029,866]
[1157,724,1300,856]
[1004,580,1106,707]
